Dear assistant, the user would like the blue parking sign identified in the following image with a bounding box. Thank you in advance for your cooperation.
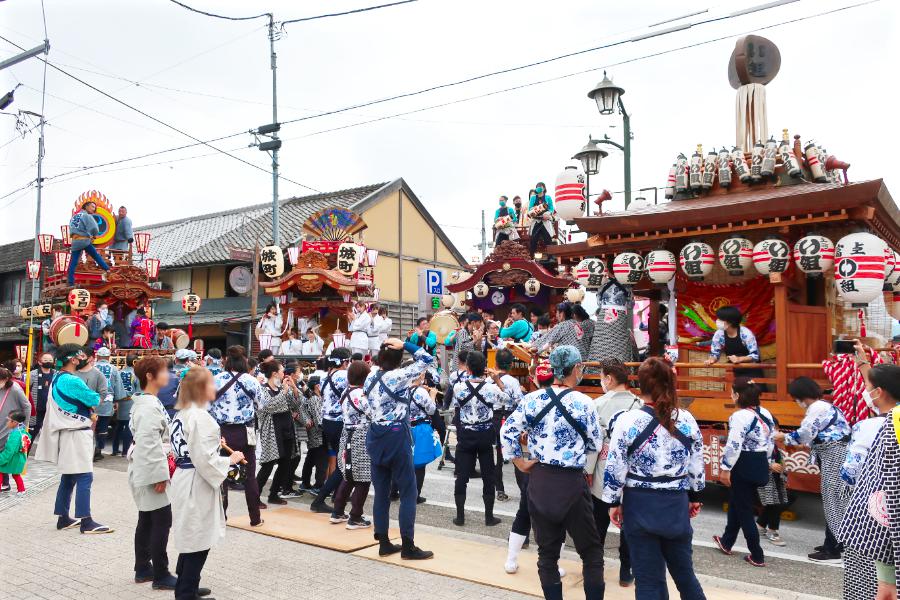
[426,269,443,295]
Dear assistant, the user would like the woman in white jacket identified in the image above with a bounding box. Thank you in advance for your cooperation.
[170,368,244,600]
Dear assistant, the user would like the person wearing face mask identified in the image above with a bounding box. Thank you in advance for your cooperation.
[527,182,557,256]
[704,306,763,381]
[29,352,56,447]
[88,303,114,341]
[585,358,640,587]
[256,302,285,354]
[256,360,302,505]
[36,344,112,533]
[833,341,898,600]
[501,346,605,600]
[774,376,851,563]
[838,356,900,600]
[348,301,373,359]
[512,195,525,226]
[493,195,519,245]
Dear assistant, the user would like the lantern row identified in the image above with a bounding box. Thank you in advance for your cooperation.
[572,232,899,306]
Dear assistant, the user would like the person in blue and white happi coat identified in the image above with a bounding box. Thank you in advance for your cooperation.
[775,376,851,564]
[405,370,439,503]
[449,351,510,528]
[493,348,523,502]
[358,338,435,560]
[712,378,775,567]
[603,357,706,600]
[310,347,351,513]
[501,345,605,600]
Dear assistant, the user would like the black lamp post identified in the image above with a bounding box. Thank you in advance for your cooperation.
[572,138,608,216]
[587,71,632,209]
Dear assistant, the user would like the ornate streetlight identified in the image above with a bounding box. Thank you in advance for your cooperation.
[587,71,632,209]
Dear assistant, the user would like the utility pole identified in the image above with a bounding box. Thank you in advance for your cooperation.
[268,15,280,246]
[480,210,487,262]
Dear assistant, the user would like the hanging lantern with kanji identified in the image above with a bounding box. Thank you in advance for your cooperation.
[473,282,489,298]
[566,287,586,304]
[38,234,54,254]
[752,239,791,276]
[60,225,71,247]
[54,250,71,274]
[145,258,160,280]
[793,234,835,276]
[133,232,151,254]
[718,237,753,276]
[554,166,586,221]
[612,252,644,285]
[645,250,677,284]
[26,260,41,280]
[259,245,285,279]
[884,246,897,280]
[19,304,52,319]
[679,242,714,280]
[524,277,541,297]
[834,232,887,306]
[336,243,360,277]
[573,258,605,289]
[68,288,91,311]
[15,345,29,361]
[182,293,201,337]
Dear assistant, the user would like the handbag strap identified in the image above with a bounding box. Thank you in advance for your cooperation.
[0,387,11,413]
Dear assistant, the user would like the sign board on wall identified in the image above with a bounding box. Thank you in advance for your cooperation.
[417,268,445,315]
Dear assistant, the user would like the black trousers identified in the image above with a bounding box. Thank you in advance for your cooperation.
[591,495,631,580]
[257,454,293,500]
[757,504,785,531]
[721,472,765,563]
[134,504,172,580]
[454,427,496,498]
[511,468,531,536]
[493,412,509,493]
[333,480,370,520]
[529,225,553,255]
[220,424,261,525]
[528,464,605,590]
[301,444,327,488]
[175,549,209,600]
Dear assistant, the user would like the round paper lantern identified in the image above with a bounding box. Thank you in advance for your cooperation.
[181,294,202,314]
[565,287,586,304]
[834,233,886,305]
[718,237,753,276]
[793,235,835,276]
[752,239,791,276]
[67,288,91,311]
[887,251,900,292]
[612,252,644,285]
[645,250,677,284]
[573,258,605,289]
[554,166,586,221]
[524,277,541,297]
[884,246,897,279]
[441,293,456,308]
[679,242,714,280]
[473,281,489,298]
[260,245,286,279]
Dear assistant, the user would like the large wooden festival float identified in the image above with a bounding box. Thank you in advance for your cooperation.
[22,190,177,368]
[258,206,378,373]
[546,36,900,494]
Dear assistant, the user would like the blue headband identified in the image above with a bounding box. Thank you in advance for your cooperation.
[549,345,582,379]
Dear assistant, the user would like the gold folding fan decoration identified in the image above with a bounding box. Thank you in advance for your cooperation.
[303,206,367,241]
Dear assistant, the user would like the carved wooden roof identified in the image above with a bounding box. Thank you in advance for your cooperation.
[262,250,357,295]
[446,241,573,292]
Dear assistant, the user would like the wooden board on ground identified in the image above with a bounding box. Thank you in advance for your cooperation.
[228,507,395,553]
[353,532,772,600]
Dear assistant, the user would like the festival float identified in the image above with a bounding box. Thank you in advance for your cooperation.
[21,190,175,371]
[547,35,900,493]
[258,206,377,371]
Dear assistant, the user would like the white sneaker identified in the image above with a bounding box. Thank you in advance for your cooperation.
[766,530,786,547]
[504,559,519,574]
[15,491,25,498]
[558,566,566,577]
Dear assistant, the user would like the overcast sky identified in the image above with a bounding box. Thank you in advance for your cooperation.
[1,0,897,262]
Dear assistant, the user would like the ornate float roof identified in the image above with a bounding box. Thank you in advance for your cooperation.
[42,264,172,303]
[261,250,357,295]
[446,241,573,292]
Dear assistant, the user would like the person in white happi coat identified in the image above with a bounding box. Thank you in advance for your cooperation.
[347,300,373,357]
[128,356,179,590]
[256,302,285,354]
[369,306,393,356]
[170,368,245,600]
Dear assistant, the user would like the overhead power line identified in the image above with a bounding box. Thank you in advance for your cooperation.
[166,0,270,21]
[280,0,418,26]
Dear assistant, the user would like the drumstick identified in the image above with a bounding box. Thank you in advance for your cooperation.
[220,441,248,465]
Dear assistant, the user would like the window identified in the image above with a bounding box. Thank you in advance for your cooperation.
[0,273,25,306]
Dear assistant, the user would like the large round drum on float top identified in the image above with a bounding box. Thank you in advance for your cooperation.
[166,328,190,349]
[50,315,89,346]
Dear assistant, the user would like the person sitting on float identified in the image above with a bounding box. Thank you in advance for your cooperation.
[527,182,556,256]
[499,303,533,343]
[493,196,519,245]
[67,199,111,286]
[704,306,763,380]
[111,206,134,252]
[407,317,437,356]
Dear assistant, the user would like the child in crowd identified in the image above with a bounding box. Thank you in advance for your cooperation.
[0,410,32,497]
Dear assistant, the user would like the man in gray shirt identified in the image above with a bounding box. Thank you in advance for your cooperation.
[75,348,109,462]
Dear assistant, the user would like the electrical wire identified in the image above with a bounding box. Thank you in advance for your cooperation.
[0,34,320,193]
[280,0,418,26]
[166,0,270,22]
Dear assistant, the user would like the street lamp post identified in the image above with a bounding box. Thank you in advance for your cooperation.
[587,71,632,209]
[573,138,607,216]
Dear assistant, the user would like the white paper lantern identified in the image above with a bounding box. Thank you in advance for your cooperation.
[473,281,490,298]
[645,250,677,284]
[441,293,456,308]
[181,294,202,314]
[793,235,835,276]
[884,246,897,279]
[67,288,91,311]
[524,278,541,297]
[679,242,714,280]
[718,237,753,276]
[834,233,886,305]
[573,258,605,289]
[554,166,586,221]
[612,252,644,285]
[336,243,360,277]
[565,287,586,303]
[887,251,900,292]
[752,239,791,276]
[260,245,285,279]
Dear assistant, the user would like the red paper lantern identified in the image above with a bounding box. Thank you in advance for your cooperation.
[26,260,41,280]
[145,258,160,280]
[38,233,54,254]
[54,250,71,274]
[134,232,151,254]
[60,225,71,247]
